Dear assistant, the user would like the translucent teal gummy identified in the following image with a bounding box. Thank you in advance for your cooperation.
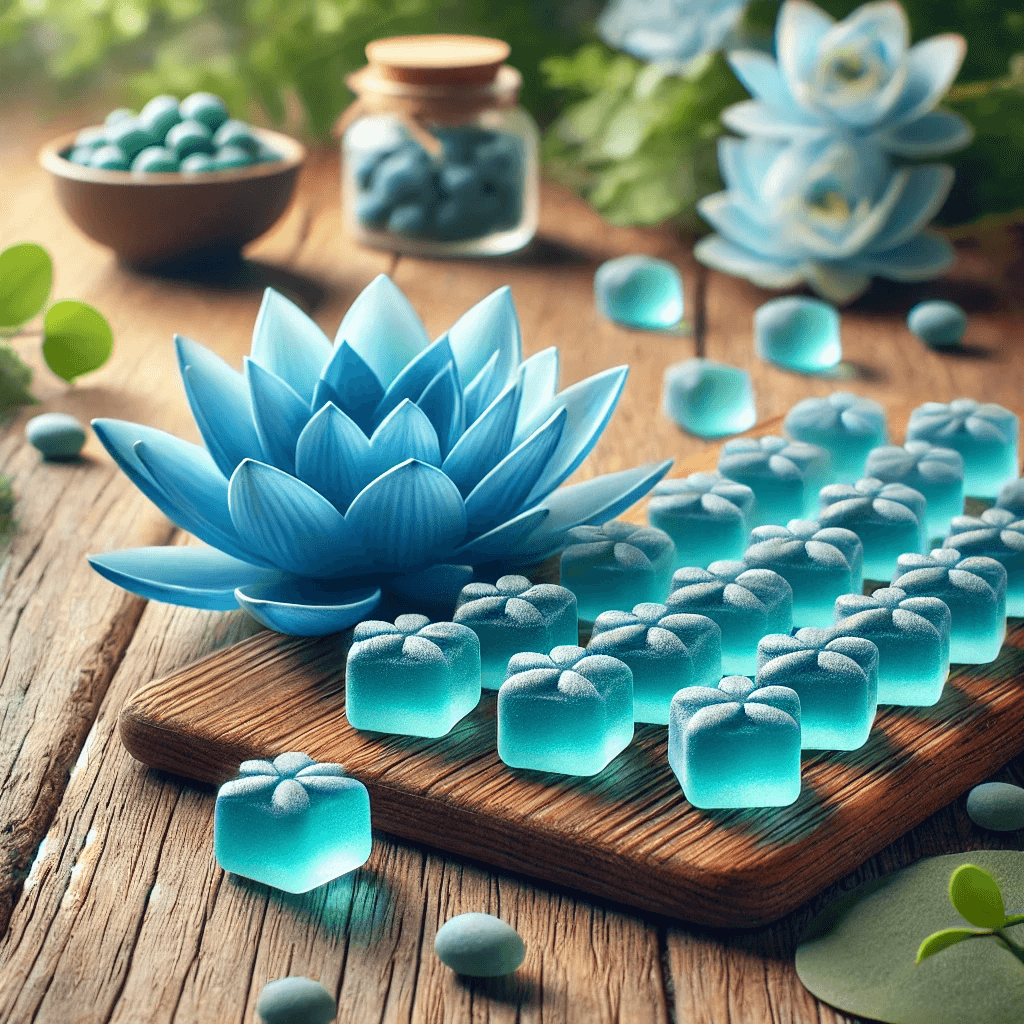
[818,477,925,580]
[559,520,675,623]
[454,575,578,690]
[587,603,721,724]
[906,399,1019,499]
[833,586,950,706]
[661,358,756,439]
[891,548,1007,664]
[907,300,968,348]
[345,614,481,736]
[593,255,684,330]
[754,296,841,372]
[743,520,863,628]
[647,471,755,569]
[997,478,1024,518]
[668,676,801,809]
[783,392,887,482]
[757,630,878,750]
[864,440,964,539]
[718,435,832,527]
[666,561,792,676]
[497,646,634,776]
[945,508,1024,617]
[214,752,371,893]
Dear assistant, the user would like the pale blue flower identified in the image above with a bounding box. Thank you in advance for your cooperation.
[694,135,955,303]
[724,0,972,157]
[89,276,670,636]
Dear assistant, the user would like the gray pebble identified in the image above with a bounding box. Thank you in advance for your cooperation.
[256,977,335,1024]
[434,912,526,977]
[25,413,87,459]
[966,782,1024,831]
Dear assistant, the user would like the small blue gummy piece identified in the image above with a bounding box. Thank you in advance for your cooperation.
[25,412,87,459]
[257,976,336,1024]
[212,118,260,155]
[374,147,433,204]
[103,117,155,159]
[594,255,684,330]
[907,300,967,348]
[997,478,1024,519]
[783,391,887,483]
[754,296,841,372]
[131,146,180,173]
[434,913,526,977]
[944,507,1024,617]
[67,146,95,165]
[165,119,215,160]
[387,203,429,236]
[90,144,131,170]
[138,95,182,140]
[662,358,756,439]
[74,125,108,149]
[178,91,229,131]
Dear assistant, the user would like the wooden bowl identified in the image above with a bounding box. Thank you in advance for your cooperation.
[39,127,306,267]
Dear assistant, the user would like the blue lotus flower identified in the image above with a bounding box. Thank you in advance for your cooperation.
[88,276,670,636]
[598,0,748,68]
[723,0,972,158]
[694,135,954,303]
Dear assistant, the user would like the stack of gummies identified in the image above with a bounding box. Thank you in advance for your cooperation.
[64,92,281,173]
[347,116,524,242]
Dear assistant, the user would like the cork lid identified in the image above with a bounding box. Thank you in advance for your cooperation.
[365,34,511,86]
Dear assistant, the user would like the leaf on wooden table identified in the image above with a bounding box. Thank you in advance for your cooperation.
[42,300,114,382]
[0,242,52,329]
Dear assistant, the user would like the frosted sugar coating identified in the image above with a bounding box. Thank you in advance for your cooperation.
[833,586,950,706]
[756,629,878,750]
[892,548,1007,664]
[743,519,863,627]
[588,603,722,724]
[818,477,925,580]
[666,560,792,676]
[668,675,801,809]
[454,575,578,689]
[996,478,1024,519]
[944,508,1024,616]
[906,398,1018,499]
[783,392,887,482]
[594,254,684,330]
[647,471,755,569]
[345,613,481,736]
[864,440,964,538]
[718,434,832,527]
[559,520,675,622]
[215,752,371,893]
[661,357,756,439]
[497,645,634,776]
[754,296,841,372]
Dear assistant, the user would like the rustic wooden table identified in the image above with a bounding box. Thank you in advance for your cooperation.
[1,105,1022,1024]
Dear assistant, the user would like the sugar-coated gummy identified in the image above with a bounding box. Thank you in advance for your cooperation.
[138,95,182,139]
[166,119,215,160]
[180,152,214,173]
[213,118,260,154]
[257,976,336,1024]
[754,296,841,372]
[997,478,1024,518]
[965,783,1024,832]
[103,117,155,159]
[90,144,130,170]
[783,391,887,482]
[211,144,255,169]
[105,107,135,126]
[131,146,180,173]
[661,357,756,439]
[74,126,107,149]
[434,913,526,977]
[907,300,967,347]
[944,507,1024,616]
[179,91,229,131]
[25,412,87,459]
[593,255,684,330]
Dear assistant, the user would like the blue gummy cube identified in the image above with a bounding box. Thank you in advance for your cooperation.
[214,752,371,893]
[743,520,863,627]
[906,399,1019,499]
[757,630,878,750]
[594,255,684,330]
[454,575,578,689]
[667,561,792,676]
[833,586,950,706]
[668,676,801,809]
[647,471,755,569]
[783,391,887,482]
[718,435,832,527]
[907,300,967,348]
[864,440,965,539]
[754,296,841,372]
[892,548,1007,664]
[661,358,756,439]
[818,477,926,580]
[345,614,481,736]
[997,478,1024,519]
[559,520,675,622]
[944,508,1024,617]
[497,646,634,776]
[587,603,721,724]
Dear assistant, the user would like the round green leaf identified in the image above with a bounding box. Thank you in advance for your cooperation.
[0,242,53,329]
[42,301,114,382]
[950,864,1007,929]
[916,927,985,964]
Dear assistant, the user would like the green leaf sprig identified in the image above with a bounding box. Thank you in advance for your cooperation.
[916,864,1024,968]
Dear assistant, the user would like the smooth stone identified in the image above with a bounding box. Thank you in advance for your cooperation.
[212,118,260,154]
[104,118,155,159]
[138,94,182,139]
[211,144,255,169]
[131,146,180,173]
[594,255,684,330]
[89,145,130,170]
[434,913,526,977]
[257,976,336,1024]
[662,357,756,438]
[180,152,214,173]
[755,296,841,372]
[26,413,87,459]
[166,119,215,160]
[907,300,967,348]
[178,91,229,131]
[966,782,1024,831]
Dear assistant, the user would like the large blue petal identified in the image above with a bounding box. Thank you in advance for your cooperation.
[693,235,806,290]
[417,361,464,460]
[294,402,372,513]
[334,274,430,389]
[314,341,384,432]
[513,347,559,444]
[442,378,521,495]
[367,399,441,478]
[386,563,474,613]
[346,459,467,570]
[462,349,501,426]
[250,288,332,405]
[228,459,365,577]
[464,408,566,533]
[721,100,829,141]
[776,0,835,104]
[876,109,973,158]
[245,357,310,475]
[446,285,522,398]
[235,578,382,636]
[865,164,954,253]
[372,333,456,427]
[697,193,788,259]
[888,35,967,128]
[175,335,263,478]
[727,50,803,115]
[803,262,872,305]
[88,546,285,611]
[717,138,787,205]
[849,231,955,281]
[452,507,550,562]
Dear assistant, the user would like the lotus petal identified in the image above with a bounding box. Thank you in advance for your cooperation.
[851,231,955,281]
[721,100,829,141]
[250,288,332,404]
[335,274,430,389]
[513,347,560,443]
[453,507,550,562]
[442,379,521,495]
[346,459,467,570]
[804,263,873,305]
[88,546,285,610]
[878,109,973,158]
[373,333,456,426]
[366,399,441,478]
[386,563,474,613]
[777,0,835,101]
[889,35,967,128]
[417,361,464,459]
[294,402,371,513]
[314,341,384,432]
[698,193,789,259]
[245,358,310,475]
[727,50,802,115]
[865,165,954,253]
[235,577,382,636]
[693,235,806,290]
[175,335,263,478]
[228,460,364,577]
[717,137,786,206]
[462,349,502,426]
[446,286,522,397]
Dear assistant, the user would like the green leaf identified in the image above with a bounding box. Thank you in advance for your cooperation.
[916,927,987,964]
[950,865,1007,929]
[1002,912,1024,928]
[0,242,53,329]
[42,300,113,382]
[0,343,38,413]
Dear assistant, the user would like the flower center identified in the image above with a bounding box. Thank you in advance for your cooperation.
[806,187,852,224]
[819,44,886,99]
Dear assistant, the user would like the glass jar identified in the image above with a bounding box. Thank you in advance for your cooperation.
[339,35,540,257]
